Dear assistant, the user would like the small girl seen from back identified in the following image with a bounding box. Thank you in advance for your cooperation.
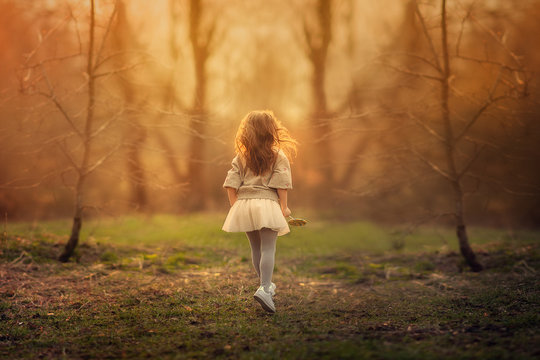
[222,110,297,313]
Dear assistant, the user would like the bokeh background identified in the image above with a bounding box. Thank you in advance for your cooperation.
[1,0,539,227]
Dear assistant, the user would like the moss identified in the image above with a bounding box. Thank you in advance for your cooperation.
[414,260,436,272]
[99,250,119,263]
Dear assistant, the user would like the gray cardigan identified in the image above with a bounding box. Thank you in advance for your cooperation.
[223,150,292,202]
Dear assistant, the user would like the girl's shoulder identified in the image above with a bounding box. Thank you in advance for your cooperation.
[233,153,245,169]
[274,148,287,160]
[273,149,291,171]
[275,149,289,162]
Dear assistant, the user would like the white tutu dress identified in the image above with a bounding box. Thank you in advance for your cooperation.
[222,198,290,236]
[222,150,292,237]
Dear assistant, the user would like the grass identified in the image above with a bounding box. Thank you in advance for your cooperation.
[1,214,539,359]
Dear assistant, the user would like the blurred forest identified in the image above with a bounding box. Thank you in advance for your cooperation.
[1,0,539,228]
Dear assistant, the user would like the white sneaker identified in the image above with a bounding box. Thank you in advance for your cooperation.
[269,282,276,296]
[254,286,275,313]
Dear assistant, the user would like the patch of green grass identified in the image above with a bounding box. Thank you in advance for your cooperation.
[5,214,540,258]
[100,250,119,263]
[164,251,202,270]
[319,262,359,279]
[414,260,436,272]
[1,215,540,359]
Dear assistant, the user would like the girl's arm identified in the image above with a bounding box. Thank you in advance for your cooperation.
[225,187,238,206]
[277,189,291,217]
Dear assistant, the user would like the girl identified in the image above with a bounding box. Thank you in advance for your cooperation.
[222,110,297,313]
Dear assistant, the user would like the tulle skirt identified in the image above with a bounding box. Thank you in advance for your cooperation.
[222,199,290,236]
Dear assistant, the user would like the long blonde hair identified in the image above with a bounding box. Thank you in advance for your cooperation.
[235,110,297,176]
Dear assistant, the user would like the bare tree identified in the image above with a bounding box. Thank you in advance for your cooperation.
[152,0,217,211]
[19,0,142,262]
[151,0,187,189]
[379,0,529,271]
[301,0,334,187]
[60,0,101,262]
[185,0,217,210]
[111,0,149,211]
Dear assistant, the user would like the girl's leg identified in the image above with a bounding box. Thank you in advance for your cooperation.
[259,228,277,292]
[246,231,261,277]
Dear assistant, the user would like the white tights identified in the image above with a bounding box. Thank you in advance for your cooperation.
[246,228,277,292]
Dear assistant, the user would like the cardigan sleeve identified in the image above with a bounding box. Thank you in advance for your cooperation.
[223,155,243,189]
[268,150,292,189]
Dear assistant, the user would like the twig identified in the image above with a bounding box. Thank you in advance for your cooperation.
[23,15,71,65]
[457,145,485,180]
[414,1,442,72]
[94,0,119,71]
[56,141,81,174]
[89,109,124,139]
[407,112,447,144]
[454,55,523,72]
[411,148,453,181]
[93,61,150,79]
[84,142,123,176]
[10,251,33,265]
[38,66,83,139]
[381,62,443,82]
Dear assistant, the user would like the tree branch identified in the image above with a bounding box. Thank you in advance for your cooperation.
[84,142,123,176]
[454,55,523,72]
[89,109,123,139]
[412,148,453,182]
[93,61,150,79]
[466,173,540,197]
[23,15,71,65]
[57,140,81,173]
[411,149,454,182]
[382,62,444,82]
[38,65,83,139]
[414,1,442,72]
[378,52,441,72]
[94,0,119,71]
[454,94,506,144]
[457,145,485,180]
[407,112,447,144]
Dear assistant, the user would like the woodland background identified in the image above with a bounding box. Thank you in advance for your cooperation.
[0,0,539,228]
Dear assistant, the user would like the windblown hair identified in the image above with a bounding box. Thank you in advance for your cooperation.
[235,110,297,176]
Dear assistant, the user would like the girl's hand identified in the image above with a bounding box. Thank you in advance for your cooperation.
[281,206,291,217]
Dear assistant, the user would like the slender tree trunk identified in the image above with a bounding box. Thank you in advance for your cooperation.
[115,0,148,211]
[156,0,211,210]
[308,0,333,193]
[339,126,371,189]
[153,0,186,188]
[59,192,83,262]
[59,0,96,262]
[440,0,483,272]
[187,111,206,210]
[186,0,208,210]
[126,124,148,210]
[312,55,332,182]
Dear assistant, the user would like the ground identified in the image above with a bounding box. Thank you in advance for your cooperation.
[0,214,539,359]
